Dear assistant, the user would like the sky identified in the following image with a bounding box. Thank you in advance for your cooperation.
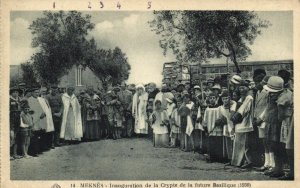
[10,11,293,86]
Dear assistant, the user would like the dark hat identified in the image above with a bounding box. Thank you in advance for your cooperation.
[177,83,185,88]
[154,100,162,106]
[50,84,59,89]
[239,80,250,87]
[10,86,23,95]
[113,86,121,92]
[277,69,291,84]
[253,69,266,79]
[214,76,221,84]
[209,92,219,98]
[178,106,191,116]
[261,75,271,85]
[220,90,230,97]
[20,100,30,109]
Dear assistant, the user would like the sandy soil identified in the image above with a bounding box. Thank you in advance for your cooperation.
[11,138,273,180]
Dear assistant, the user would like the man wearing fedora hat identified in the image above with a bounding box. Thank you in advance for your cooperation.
[262,76,286,178]
[10,86,23,159]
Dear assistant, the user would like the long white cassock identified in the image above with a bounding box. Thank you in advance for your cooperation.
[132,92,148,134]
[27,96,54,132]
[38,97,55,132]
[60,93,83,140]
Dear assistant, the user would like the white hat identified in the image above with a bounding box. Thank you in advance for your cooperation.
[166,98,173,103]
[136,84,145,90]
[230,75,242,85]
[263,76,284,93]
[193,85,201,90]
[211,84,221,90]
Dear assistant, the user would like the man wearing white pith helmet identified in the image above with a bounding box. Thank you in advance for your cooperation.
[262,76,286,178]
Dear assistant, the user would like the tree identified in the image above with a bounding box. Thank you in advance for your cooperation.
[87,45,131,86]
[20,62,39,87]
[27,11,131,86]
[149,11,270,73]
[29,11,95,84]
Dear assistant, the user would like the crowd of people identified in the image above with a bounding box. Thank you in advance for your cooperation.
[10,68,293,180]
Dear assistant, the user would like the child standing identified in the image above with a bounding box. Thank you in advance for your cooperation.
[20,101,33,158]
[217,90,236,163]
[149,100,169,147]
[202,92,223,162]
[170,98,182,147]
[178,92,194,152]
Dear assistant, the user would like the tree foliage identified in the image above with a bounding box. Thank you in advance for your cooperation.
[85,40,131,85]
[20,62,39,87]
[28,11,95,84]
[149,11,270,73]
[25,11,130,86]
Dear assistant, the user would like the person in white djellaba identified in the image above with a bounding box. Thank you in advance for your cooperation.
[60,86,83,143]
[132,84,149,136]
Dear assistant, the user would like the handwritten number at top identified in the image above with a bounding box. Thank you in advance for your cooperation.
[53,2,55,9]
[100,1,104,8]
[148,1,151,9]
[88,1,92,9]
[117,2,121,9]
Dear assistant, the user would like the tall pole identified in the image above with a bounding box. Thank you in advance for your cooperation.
[227,57,230,92]
[199,62,204,100]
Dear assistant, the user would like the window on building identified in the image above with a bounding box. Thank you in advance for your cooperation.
[76,65,83,86]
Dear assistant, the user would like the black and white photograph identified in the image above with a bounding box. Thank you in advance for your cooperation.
[5,4,295,184]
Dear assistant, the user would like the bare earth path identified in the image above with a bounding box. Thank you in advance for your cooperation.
[11,138,272,180]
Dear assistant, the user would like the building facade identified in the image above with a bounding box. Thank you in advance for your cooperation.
[10,64,103,93]
[162,62,190,89]
[162,60,293,87]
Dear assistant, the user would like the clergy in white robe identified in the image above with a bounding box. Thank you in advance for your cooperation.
[132,84,148,134]
[60,87,83,141]
[27,90,54,132]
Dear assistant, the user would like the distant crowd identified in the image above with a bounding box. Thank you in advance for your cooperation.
[10,68,293,180]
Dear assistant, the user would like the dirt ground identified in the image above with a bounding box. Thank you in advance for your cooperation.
[11,137,273,180]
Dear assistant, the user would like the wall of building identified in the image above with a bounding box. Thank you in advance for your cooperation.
[10,64,103,93]
[162,60,293,87]
[58,65,103,93]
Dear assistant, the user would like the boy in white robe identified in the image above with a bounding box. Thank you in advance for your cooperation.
[202,92,222,162]
[217,90,236,163]
[170,98,182,147]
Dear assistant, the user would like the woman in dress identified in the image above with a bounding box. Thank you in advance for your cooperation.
[83,87,101,141]
[132,84,149,136]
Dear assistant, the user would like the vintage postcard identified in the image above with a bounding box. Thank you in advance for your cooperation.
[1,0,299,188]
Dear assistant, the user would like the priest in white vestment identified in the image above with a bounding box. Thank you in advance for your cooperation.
[132,84,148,134]
[27,88,54,132]
[60,86,83,141]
